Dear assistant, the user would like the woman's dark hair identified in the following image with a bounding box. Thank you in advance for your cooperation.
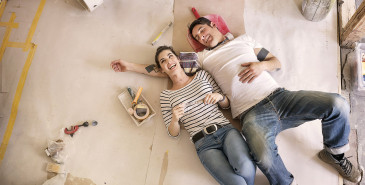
[188,17,212,41]
[154,46,178,68]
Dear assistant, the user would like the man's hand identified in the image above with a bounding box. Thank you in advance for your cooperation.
[110,59,130,72]
[238,62,264,83]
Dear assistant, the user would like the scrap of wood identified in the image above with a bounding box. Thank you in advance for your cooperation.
[158,151,169,185]
[65,173,97,185]
[340,0,357,30]
[46,162,65,174]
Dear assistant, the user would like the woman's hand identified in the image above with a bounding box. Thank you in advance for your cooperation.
[110,59,130,72]
[204,93,224,104]
[172,103,185,122]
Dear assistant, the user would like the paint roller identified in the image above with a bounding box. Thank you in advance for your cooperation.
[132,87,143,107]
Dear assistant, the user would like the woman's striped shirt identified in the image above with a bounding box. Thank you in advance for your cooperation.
[160,70,230,140]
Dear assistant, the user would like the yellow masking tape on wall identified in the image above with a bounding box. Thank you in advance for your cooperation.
[0,12,16,63]
[0,22,18,28]
[0,44,37,164]
[6,42,26,49]
[24,0,46,51]
[0,0,7,20]
[0,0,46,166]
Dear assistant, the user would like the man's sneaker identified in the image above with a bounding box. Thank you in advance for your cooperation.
[318,149,363,183]
[290,178,297,185]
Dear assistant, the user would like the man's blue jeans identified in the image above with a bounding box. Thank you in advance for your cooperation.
[239,88,350,185]
[194,124,257,185]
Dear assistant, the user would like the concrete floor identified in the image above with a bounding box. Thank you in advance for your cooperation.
[0,0,356,184]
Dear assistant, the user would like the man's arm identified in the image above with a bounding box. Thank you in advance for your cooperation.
[110,59,168,78]
[254,48,281,71]
[238,48,281,83]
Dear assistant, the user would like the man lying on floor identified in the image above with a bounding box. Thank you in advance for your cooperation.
[110,17,363,185]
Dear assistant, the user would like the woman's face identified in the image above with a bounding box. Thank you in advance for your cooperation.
[158,49,181,75]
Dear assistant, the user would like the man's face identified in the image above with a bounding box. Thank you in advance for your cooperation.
[191,22,223,48]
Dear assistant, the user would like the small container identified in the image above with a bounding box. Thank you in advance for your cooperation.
[118,87,156,126]
[77,0,104,12]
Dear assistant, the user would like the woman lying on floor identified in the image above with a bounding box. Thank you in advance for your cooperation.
[111,46,256,185]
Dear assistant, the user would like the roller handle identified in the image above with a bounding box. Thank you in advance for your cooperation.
[132,87,143,106]
[192,7,200,18]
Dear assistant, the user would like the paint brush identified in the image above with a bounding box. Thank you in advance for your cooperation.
[152,21,173,46]
[127,87,136,100]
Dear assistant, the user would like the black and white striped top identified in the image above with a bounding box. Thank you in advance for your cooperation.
[160,70,230,139]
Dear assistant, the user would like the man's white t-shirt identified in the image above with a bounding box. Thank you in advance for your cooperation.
[197,34,280,118]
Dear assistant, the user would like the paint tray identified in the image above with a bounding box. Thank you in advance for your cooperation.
[118,88,156,126]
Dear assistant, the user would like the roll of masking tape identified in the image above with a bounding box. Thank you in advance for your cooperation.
[133,103,150,121]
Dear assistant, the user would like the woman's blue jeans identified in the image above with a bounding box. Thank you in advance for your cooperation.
[194,124,257,185]
[240,88,350,185]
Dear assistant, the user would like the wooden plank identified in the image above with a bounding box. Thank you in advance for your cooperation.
[341,0,365,47]
[340,0,356,30]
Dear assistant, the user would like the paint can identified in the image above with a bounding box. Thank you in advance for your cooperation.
[301,0,335,22]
